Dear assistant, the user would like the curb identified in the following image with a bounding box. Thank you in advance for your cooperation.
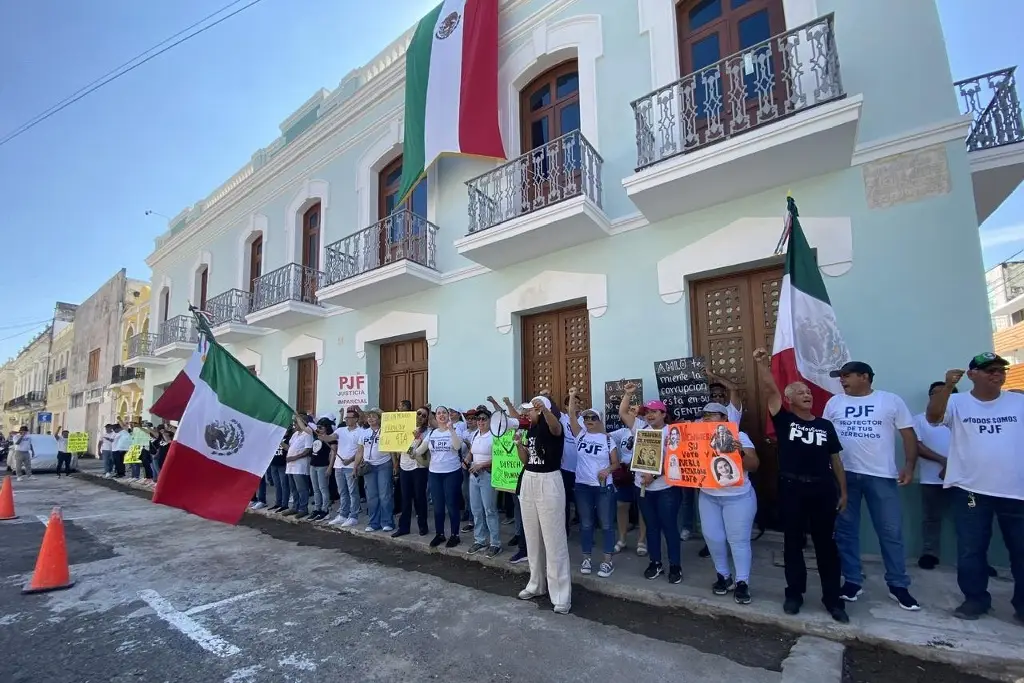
[79,472,1020,682]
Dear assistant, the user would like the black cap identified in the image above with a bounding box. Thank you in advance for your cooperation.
[469,404,491,418]
[968,352,1009,371]
[829,361,874,378]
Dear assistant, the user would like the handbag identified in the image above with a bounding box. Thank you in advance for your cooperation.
[355,460,372,478]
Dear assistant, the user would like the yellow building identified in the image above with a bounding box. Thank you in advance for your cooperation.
[0,362,15,434]
[2,327,53,433]
[45,322,75,429]
[111,283,150,420]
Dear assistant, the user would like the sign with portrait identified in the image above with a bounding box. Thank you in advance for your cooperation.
[629,428,665,476]
[663,422,745,490]
[653,356,710,422]
[603,378,644,432]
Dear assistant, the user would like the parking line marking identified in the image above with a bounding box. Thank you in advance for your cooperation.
[184,588,268,616]
[138,589,240,657]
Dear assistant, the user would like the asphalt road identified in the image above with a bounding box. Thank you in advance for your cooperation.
[0,474,1001,683]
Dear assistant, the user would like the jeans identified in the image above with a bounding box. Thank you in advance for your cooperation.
[920,484,949,558]
[269,465,289,507]
[834,472,909,588]
[56,452,72,476]
[152,454,162,482]
[699,488,757,583]
[779,478,841,608]
[310,466,330,512]
[113,450,126,478]
[561,469,576,528]
[638,486,682,566]
[429,469,463,537]
[398,467,429,534]
[521,470,571,608]
[288,473,309,512]
[102,449,113,474]
[575,483,615,556]
[365,461,395,529]
[255,472,267,505]
[953,487,1024,614]
[334,468,360,519]
[679,487,697,533]
[469,469,501,547]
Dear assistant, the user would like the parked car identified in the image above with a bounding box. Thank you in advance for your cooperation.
[4,434,76,473]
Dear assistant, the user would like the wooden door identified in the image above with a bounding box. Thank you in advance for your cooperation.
[691,265,783,527]
[522,305,592,410]
[249,235,263,293]
[295,356,318,416]
[377,157,428,268]
[519,61,581,212]
[379,338,428,411]
[300,204,321,302]
[199,268,208,311]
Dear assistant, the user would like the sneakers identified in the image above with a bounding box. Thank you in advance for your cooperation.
[712,573,734,595]
[839,582,863,602]
[467,542,487,555]
[328,514,346,526]
[252,502,267,510]
[734,581,751,605]
[382,525,394,532]
[613,540,627,553]
[461,523,474,533]
[429,534,446,548]
[509,549,528,564]
[783,597,803,615]
[828,605,850,623]
[680,529,692,541]
[888,586,921,611]
[636,543,648,557]
[518,589,545,601]
[643,561,664,580]
[342,518,359,528]
[294,511,308,520]
[445,535,461,549]
[580,557,593,575]
[281,509,297,517]
[552,604,571,615]
[486,546,503,558]
[364,525,377,532]
[668,564,683,584]
[597,561,614,578]
[917,554,939,570]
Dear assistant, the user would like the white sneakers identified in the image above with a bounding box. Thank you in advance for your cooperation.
[342,518,359,528]
[382,525,394,532]
[328,514,346,526]
[680,529,692,541]
[251,502,266,510]
[364,525,376,532]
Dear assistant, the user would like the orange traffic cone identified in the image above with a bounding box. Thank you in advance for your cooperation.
[22,506,75,594]
[0,475,16,521]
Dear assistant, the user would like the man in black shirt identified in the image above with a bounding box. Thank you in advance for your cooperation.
[753,348,849,623]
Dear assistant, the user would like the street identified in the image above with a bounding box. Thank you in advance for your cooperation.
[0,473,1003,683]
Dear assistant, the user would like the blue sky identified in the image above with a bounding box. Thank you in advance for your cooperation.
[0,0,1020,363]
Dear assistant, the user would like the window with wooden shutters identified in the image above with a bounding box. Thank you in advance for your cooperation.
[87,349,100,383]
[249,235,263,293]
[198,267,209,311]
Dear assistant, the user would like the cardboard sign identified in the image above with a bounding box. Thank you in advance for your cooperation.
[490,429,522,493]
[131,428,151,447]
[654,356,710,422]
[67,432,90,454]
[380,412,416,452]
[663,422,746,490]
[630,428,665,476]
[603,378,644,432]
[123,444,143,465]
[336,374,369,408]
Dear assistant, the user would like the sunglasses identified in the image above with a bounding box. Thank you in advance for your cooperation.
[582,415,600,422]
[476,415,489,421]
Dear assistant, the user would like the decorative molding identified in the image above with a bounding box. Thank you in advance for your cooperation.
[656,217,853,304]
[863,144,951,210]
[355,118,403,230]
[236,214,268,290]
[851,115,972,166]
[232,347,262,376]
[284,179,330,267]
[442,264,491,284]
[156,276,172,324]
[281,334,324,370]
[354,311,439,359]
[495,270,608,334]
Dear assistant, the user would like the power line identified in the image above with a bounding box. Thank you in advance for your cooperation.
[0,318,51,332]
[0,0,269,149]
[0,324,46,344]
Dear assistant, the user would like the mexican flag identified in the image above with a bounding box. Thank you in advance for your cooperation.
[153,336,293,524]
[771,197,850,420]
[397,0,505,202]
[149,348,202,422]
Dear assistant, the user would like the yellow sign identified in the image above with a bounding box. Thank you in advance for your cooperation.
[123,444,143,464]
[67,432,90,453]
[380,412,417,452]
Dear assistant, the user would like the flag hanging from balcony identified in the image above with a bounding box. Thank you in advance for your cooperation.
[153,315,293,525]
[397,0,505,203]
[770,196,851,428]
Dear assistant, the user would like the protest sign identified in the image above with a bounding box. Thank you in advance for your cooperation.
[630,428,665,476]
[123,444,143,465]
[380,412,416,452]
[663,422,746,490]
[131,428,151,447]
[603,378,643,432]
[490,429,522,493]
[654,356,710,422]
[336,374,369,408]
[67,432,89,453]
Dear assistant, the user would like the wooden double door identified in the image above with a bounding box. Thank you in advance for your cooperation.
[690,265,784,527]
[521,305,592,410]
[296,357,318,416]
[379,338,428,412]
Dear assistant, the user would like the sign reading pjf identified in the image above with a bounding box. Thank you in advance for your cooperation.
[336,374,369,408]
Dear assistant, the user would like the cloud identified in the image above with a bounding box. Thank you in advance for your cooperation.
[980,224,1024,249]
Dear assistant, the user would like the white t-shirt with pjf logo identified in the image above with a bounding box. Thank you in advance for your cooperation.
[823,390,914,479]
[912,413,950,485]
[940,391,1024,501]
[334,426,365,469]
[359,429,389,466]
[427,429,461,474]
[574,431,614,487]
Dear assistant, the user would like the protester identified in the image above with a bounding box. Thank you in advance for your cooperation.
[914,381,955,570]
[268,429,292,512]
[557,394,581,533]
[111,422,131,478]
[359,408,394,532]
[464,405,502,556]
[926,353,1024,623]
[11,426,34,480]
[498,397,530,565]
[307,417,334,520]
[823,361,921,610]
[55,428,72,477]
[283,414,313,518]
[753,349,848,622]
[609,404,646,554]
[100,424,114,478]
[393,407,430,538]
[327,407,365,527]
[415,405,464,548]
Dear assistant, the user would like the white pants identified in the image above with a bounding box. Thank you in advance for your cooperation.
[13,451,32,476]
[520,470,571,608]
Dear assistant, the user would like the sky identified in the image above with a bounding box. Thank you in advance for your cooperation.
[0,0,1021,363]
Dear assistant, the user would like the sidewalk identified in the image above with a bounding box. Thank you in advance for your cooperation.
[82,472,1022,682]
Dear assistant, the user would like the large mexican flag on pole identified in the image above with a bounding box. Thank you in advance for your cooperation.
[153,327,293,524]
[397,0,505,202]
[771,196,850,419]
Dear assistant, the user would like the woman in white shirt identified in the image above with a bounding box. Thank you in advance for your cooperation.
[465,405,502,557]
[357,408,395,533]
[414,406,464,548]
[283,414,314,519]
[696,403,760,605]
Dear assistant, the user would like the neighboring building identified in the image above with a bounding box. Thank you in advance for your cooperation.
[3,326,53,433]
[111,283,150,421]
[0,362,14,434]
[136,0,1024,562]
[988,259,1024,388]
[45,321,75,430]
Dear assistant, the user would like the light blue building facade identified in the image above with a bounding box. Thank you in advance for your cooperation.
[131,0,1024,561]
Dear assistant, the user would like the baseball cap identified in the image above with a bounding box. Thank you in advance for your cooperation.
[702,402,730,417]
[637,399,667,415]
[468,404,491,418]
[581,407,603,420]
[829,361,874,378]
[969,352,1009,371]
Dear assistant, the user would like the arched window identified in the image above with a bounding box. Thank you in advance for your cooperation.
[520,61,580,155]
[248,234,263,293]
[377,156,428,264]
[301,204,321,272]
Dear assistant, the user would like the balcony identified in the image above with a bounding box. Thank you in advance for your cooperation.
[454,130,611,269]
[3,391,44,411]
[317,209,442,308]
[246,263,328,329]
[956,67,1024,223]
[154,315,199,359]
[206,288,268,343]
[622,14,862,223]
[110,365,145,386]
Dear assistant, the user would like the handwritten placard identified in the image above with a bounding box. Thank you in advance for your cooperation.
[603,378,643,432]
[380,412,416,452]
[663,422,746,490]
[654,356,709,422]
[490,430,522,493]
[67,432,90,453]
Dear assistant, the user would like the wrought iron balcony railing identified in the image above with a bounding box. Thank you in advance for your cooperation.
[631,13,844,170]
[250,263,324,312]
[466,129,603,234]
[26,390,45,405]
[156,315,198,349]
[955,67,1024,151]
[206,288,252,326]
[128,333,158,359]
[55,367,67,382]
[323,209,439,285]
[110,365,145,385]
